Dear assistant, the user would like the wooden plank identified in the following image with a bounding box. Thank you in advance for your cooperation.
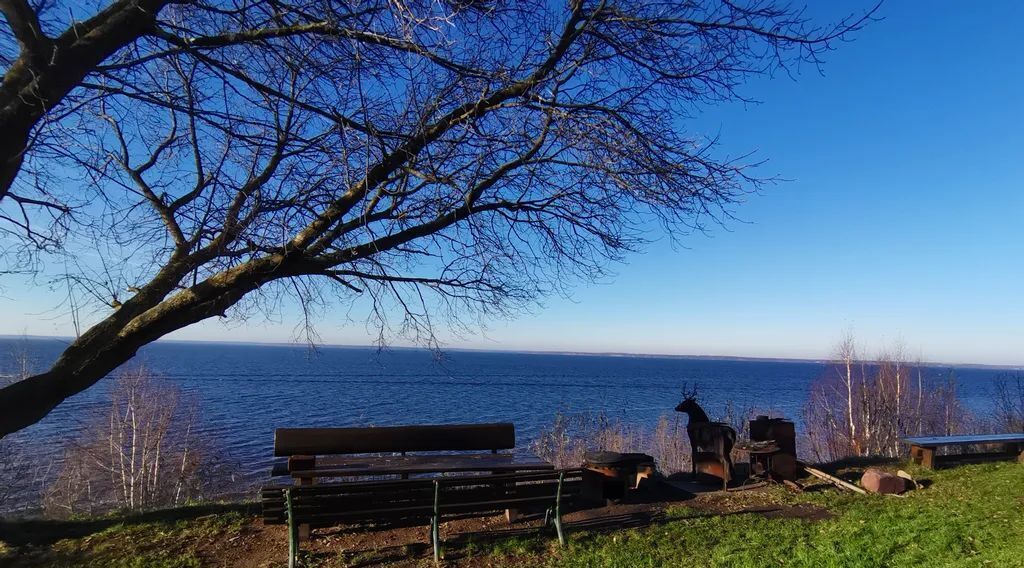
[288,493,568,526]
[289,484,581,511]
[803,464,867,494]
[291,478,435,496]
[265,470,581,522]
[274,423,515,456]
[902,433,1024,447]
[286,453,553,478]
[918,446,935,469]
[296,475,314,541]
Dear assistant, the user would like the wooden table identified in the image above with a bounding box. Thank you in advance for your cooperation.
[904,433,1024,469]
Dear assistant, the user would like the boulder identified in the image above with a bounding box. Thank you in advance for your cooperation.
[860,468,907,495]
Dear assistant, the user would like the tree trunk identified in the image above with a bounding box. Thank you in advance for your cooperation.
[0,251,304,438]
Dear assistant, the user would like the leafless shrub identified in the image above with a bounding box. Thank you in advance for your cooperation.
[650,413,690,475]
[0,341,34,510]
[531,403,757,475]
[530,411,643,469]
[990,373,1024,433]
[42,367,232,516]
[803,333,970,462]
[0,436,32,510]
[721,400,760,442]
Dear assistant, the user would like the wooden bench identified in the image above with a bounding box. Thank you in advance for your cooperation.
[270,423,553,538]
[262,469,584,567]
[904,433,1024,469]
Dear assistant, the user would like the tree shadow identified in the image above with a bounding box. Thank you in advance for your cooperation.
[0,501,258,546]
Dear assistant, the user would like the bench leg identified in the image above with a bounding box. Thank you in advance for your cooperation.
[430,516,440,565]
[432,480,441,565]
[553,472,566,546]
[286,489,299,568]
[295,477,313,541]
[917,444,933,466]
[921,446,937,468]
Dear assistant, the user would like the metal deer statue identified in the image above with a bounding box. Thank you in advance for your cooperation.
[675,388,736,489]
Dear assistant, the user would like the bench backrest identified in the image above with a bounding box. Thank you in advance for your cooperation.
[262,469,584,526]
[273,423,515,457]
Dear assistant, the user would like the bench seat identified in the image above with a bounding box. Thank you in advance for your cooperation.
[269,452,554,478]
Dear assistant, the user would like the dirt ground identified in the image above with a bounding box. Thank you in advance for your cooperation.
[202,478,831,568]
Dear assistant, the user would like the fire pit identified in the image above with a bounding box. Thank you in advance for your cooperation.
[743,416,798,481]
[582,451,656,502]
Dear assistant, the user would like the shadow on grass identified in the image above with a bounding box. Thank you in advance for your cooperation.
[0,501,259,546]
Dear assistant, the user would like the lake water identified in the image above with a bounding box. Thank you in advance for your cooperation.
[0,338,1011,483]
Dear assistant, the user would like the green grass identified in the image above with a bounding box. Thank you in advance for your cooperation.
[1,464,1021,567]
[0,504,249,568]
[540,462,1024,568]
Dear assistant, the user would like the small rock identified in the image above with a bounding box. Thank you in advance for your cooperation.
[861,468,907,495]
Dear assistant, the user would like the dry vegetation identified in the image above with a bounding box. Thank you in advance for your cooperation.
[803,333,972,462]
[41,367,237,516]
[992,372,1024,432]
[530,411,690,472]
[530,393,756,474]
[0,365,237,517]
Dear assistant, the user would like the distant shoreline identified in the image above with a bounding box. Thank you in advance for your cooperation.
[2,334,1020,371]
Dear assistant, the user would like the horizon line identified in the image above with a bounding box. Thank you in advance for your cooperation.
[2,334,1021,371]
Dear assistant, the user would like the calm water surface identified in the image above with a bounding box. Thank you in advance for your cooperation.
[0,338,1009,482]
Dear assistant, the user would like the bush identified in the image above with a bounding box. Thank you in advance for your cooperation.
[531,400,753,475]
[991,372,1024,432]
[803,333,970,462]
[43,367,231,516]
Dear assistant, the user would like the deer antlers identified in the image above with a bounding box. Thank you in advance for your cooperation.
[679,382,699,401]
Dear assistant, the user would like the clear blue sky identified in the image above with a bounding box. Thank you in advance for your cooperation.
[1,2,1022,365]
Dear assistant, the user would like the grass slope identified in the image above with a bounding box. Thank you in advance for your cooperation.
[1,462,1021,567]
[479,462,1024,568]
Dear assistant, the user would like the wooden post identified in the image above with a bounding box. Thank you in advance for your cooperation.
[287,454,317,541]
[914,446,936,469]
[296,476,313,541]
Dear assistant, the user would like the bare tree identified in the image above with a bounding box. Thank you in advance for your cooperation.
[804,333,970,461]
[43,366,223,515]
[0,0,474,247]
[0,0,877,438]
[990,372,1024,433]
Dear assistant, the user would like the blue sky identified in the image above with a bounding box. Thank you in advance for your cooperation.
[1,2,1022,365]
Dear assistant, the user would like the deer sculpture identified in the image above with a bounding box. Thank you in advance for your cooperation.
[675,390,736,490]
